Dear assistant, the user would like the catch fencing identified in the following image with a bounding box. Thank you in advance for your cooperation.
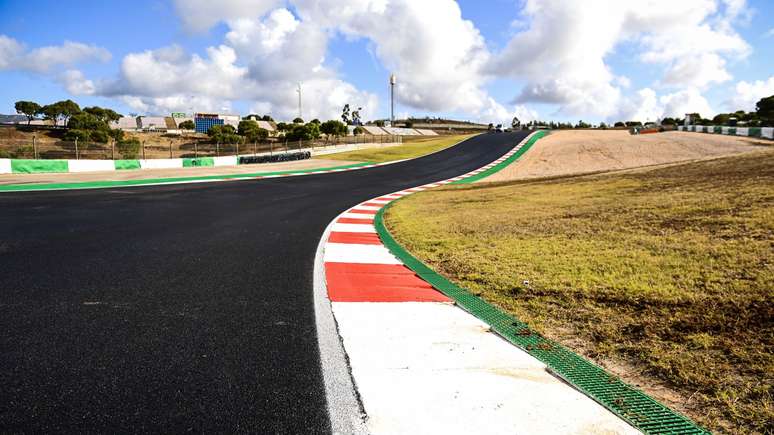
[0,134,402,160]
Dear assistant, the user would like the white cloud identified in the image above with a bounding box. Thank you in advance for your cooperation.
[59,70,96,95]
[172,0,281,33]
[726,76,774,111]
[489,0,750,118]
[765,28,774,38]
[293,0,496,116]
[659,88,715,118]
[0,34,110,73]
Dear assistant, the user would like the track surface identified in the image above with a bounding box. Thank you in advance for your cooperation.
[0,131,527,433]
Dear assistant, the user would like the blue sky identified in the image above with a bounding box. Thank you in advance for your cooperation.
[1,0,772,124]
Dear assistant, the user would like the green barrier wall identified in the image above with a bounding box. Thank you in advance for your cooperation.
[114,160,141,170]
[183,157,214,167]
[749,127,762,138]
[11,159,69,174]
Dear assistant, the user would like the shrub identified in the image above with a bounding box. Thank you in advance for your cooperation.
[90,129,110,143]
[64,129,91,142]
[117,138,141,159]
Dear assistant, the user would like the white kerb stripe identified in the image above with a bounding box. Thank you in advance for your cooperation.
[351,205,381,211]
[67,159,115,173]
[330,223,376,233]
[324,243,402,264]
[0,158,12,174]
[339,212,376,220]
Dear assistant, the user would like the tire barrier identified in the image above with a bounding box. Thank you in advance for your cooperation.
[239,151,312,165]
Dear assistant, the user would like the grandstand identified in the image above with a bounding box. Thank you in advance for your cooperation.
[137,116,167,131]
[381,126,423,136]
[112,117,140,130]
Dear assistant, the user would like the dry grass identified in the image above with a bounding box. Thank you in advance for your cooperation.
[318,134,476,163]
[386,150,774,433]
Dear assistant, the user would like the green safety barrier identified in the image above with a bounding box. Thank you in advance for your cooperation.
[374,206,708,434]
[728,128,737,136]
[748,127,762,138]
[713,126,722,134]
[114,160,141,170]
[11,159,68,174]
[183,157,215,167]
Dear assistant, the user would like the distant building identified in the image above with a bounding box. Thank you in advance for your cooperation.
[194,113,240,133]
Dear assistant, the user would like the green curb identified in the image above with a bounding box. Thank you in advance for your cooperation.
[183,157,215,167]
[453,130,547,184]
[0,161,374,192]
[114,160,141,170]
[375,205,708,435]
[11,159,69,174]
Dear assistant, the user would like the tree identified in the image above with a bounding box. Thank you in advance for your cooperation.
[756,95,774,124]
[293,117,304,124]
[404,120,413,128]
[320,120,347,137]
[207,124,241,143]
[83,106,121,123]
[352,107,362,126]
[261,115,274,122]
[238,120,268,142]
[40,104,61,126]
[511,116,520,129]
[614,121,625,127]
[599,122,608,129]
[487,123,494,130]
[276,122,290,132]
[661,117,677,125]
[56,99,81,126]
[285,122,321,141]
[341,104,351,125]
[310,118,321,125]
[41,99,81,127]
[353,126,365,135]
[68,112,109,131]
[374,119,385,127]
[14,101,41,125]
[178,120,195,130]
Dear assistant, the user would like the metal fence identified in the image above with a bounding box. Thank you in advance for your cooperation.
[0,134,402,160]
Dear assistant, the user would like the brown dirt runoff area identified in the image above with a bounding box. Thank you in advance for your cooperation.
[0,158,359,186]
[485,130,772,182]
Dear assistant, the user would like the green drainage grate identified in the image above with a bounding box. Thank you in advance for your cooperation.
[375,206,709,434]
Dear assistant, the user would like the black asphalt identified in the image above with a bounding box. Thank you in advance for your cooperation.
[0,131,528,433]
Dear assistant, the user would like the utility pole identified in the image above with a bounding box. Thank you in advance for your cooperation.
[297,82,302,120]
[389,74,396,125]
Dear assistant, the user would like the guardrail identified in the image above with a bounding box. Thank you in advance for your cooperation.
[677,125,774,139]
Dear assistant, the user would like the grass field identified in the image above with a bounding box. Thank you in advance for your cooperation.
[385,150,774,433]
[318,134,476,163]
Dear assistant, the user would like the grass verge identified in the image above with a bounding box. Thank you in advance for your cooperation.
[385,150,774,433]
[318,134,476,163]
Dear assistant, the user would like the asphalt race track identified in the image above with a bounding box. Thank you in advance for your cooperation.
[0,131,528,433]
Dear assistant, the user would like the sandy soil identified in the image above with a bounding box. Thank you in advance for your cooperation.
[485,130,772,182]
[0,158,359,185]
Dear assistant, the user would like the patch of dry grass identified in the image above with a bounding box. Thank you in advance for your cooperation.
[318,134,476,163]
[386,150,774,433]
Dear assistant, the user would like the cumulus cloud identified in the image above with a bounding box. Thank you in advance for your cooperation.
[489,0,750,118]
[726,76,774,111]
[172,0,281,33]
[292,0,497,116]
[0,35,110,73]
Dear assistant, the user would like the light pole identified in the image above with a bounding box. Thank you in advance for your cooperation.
[297,82,302,120]
[389,74,396,125]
